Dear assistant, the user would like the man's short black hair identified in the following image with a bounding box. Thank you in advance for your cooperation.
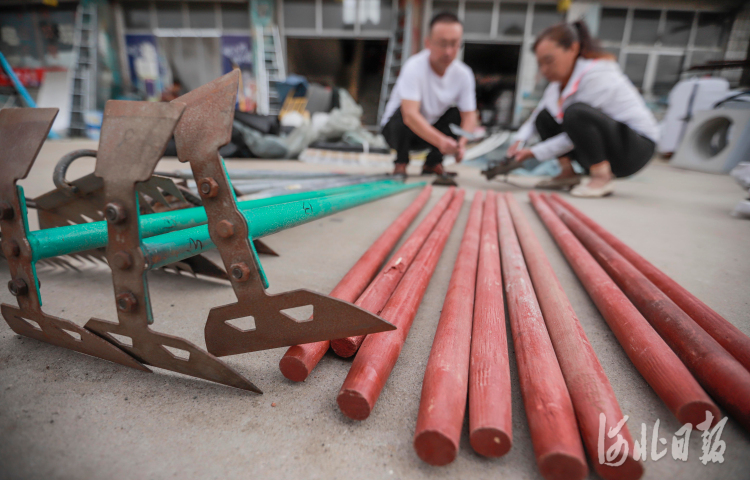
[429,11,462,31]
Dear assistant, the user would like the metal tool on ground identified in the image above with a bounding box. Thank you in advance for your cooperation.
[337,190,464,421]
[26,180,399,264]
[414,192,482,466]
[549,193,750,374]
[507,193,641,480]
[279,185,433,382]
[496,193,588,480]
[449,124,483,142]
[529,192,720,426]
[482,141,524,180]
[0,108,151,375]
[24,148,231,278]
[1,72,409,392]
[469,191,512,459]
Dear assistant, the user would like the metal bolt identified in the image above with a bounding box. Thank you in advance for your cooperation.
[116,292,138,313]
[3,240,20,257]
[8,278,28,297]
[229,262,251,282]
[104,202,127,224]
[198,178,219,198]
[112,251,133,270]
[216,220,235,238]
[0,201,13,220]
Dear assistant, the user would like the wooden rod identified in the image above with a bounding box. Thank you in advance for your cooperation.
[506,193,641,480]
[529,192,718,427]
[468,191,512,458]
[278,185,433,381]
[331,188,456,357]
[413,191,483,465]
[337,190,466,421]
[497,193,588,480]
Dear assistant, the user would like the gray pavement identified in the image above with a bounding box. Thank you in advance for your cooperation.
[1,139,748,479]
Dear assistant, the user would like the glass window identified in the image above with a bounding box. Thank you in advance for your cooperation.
[222,3,250,30]
[599,8,627,43]
[653,54,684,96]
[662,11,693,47]
[322,0,351,29]
[361,0,392,31]
[689,50,720,68]
[623,53,648,89]
[464,2,492,35]
[532,4,560,35]
[284,0,316,29]
[432,1,458,17]
[123,1,152,29]
[156,3,183,28]
[630,9,660,45]
[605,47,620,63]
[694,12,731,48]
[188,2,217,29]
[498,3,526,36]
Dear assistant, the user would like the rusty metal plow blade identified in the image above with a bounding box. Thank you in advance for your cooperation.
[82,100,260,393]
[0,108,148,371]
[171,71,394,358]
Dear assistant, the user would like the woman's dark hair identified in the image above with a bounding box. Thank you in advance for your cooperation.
[533,20,615,60]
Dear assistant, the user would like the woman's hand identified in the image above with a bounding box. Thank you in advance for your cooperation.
[506,140,521,157]
[513,148,535,162]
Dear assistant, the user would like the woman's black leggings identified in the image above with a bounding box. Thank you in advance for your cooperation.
[535,102,655,178]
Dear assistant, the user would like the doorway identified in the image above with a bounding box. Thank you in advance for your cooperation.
[462,43,521,127]
[286,37,388,126]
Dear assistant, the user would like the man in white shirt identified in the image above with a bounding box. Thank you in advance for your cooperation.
[381,12,477,177]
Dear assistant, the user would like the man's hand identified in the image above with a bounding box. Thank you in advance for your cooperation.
[455,137,467,162]
[513,148,535,162]
[439,135,459,155]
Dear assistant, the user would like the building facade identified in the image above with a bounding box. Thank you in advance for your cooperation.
[1,0,748,126]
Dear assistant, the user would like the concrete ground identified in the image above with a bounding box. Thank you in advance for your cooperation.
[1,139,748,480]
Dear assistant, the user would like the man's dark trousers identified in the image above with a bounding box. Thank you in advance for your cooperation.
[381,107,460,167]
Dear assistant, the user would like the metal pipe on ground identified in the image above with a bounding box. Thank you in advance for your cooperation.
[497,193,588,480]
[278,185,434,382]
[506,194,641,480]
[230,175,393,197]
[547,195,750,432]
[330,188,457,357]
[529,192,719,426]
[162,168,346,180]
[413,192,483,466]
[337,190,465,421]
[141,182,422,270]
[29,180,399,261]
[242,175,393,200]
[548,193,750,374]
[468,191,512,458]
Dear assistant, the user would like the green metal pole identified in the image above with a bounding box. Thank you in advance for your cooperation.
[29,179,401,261]
[143,182,425,270]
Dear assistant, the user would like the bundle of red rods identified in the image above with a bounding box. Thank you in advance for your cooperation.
[277,186,749,480]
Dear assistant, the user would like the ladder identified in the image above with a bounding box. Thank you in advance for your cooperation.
[68,2,98,137]
[255,26,286,116]
[377,1,413,125]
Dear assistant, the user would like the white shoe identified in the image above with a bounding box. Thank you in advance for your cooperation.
[570,178,615,198]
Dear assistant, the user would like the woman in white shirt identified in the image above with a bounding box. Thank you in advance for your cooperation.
[506,21,659,197]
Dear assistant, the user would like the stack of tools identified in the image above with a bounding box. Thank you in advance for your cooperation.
[0,71,435,393]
